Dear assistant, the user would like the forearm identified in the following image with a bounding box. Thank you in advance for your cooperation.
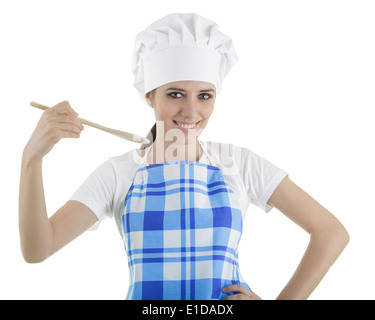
[19,151,53,263]
[276,226,349,300]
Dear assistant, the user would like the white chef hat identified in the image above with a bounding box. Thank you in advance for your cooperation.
[132,13,239,102]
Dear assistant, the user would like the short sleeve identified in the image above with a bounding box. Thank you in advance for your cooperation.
[240,148,288,213]
[69,159,116,228]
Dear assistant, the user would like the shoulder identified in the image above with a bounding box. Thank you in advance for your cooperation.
[200,140,256,167]
[101,148,146,183]
[104,148,142,169]
[107,148,138,164]
[83,148,143,185]
[201,139,286,180]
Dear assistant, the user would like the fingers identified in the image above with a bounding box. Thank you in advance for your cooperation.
[50,100,77,117]
[57,128,81,139]
[221,292,260,300]
[222,284,248,295]
[222,294,246,300]
[58,122,83,135]
[221,292,262,300]
[221,284,262,300]
[57,114,84,131]
[25,100,84,160]
[43,101,84,134]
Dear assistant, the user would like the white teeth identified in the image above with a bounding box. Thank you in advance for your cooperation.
[176,121,198,129]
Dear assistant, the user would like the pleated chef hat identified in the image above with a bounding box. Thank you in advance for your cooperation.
[132,13,239,100]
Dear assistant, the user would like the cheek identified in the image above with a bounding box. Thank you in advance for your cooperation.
[201,104,215,119]
[154,103,177,119]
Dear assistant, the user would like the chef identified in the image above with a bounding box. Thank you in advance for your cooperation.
[19,13,349,300]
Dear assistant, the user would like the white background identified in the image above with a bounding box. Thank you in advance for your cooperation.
[1,0,374,300]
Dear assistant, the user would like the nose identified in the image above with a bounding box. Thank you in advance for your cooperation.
[179,96,199,119]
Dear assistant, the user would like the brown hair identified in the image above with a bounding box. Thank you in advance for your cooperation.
[140,89,157,150]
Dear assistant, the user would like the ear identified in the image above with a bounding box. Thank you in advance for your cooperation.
[145,92,153,108]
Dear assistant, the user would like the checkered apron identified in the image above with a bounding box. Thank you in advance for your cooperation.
[121,151,251,300]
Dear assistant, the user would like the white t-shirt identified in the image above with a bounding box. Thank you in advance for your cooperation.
[70,141,288,235]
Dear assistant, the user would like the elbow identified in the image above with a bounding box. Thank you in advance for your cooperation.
[22,252,48,264]
[311,221,350,251]
[333,221,350,249]
[333,226,350,260]
[340,226,350,248]
[22,254,48,264]
[24,258,44,264]
[21,247,49,264]
[19,234,53,264]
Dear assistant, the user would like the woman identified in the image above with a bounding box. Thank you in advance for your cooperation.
[19,13,349,300]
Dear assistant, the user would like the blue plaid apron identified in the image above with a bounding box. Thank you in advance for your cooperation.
[121,145,251,300]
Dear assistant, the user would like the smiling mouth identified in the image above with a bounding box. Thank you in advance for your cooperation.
[173,120,201,129]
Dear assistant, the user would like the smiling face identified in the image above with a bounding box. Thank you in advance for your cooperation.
[146,80,216,142]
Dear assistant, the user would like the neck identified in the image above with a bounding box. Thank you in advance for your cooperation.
[148,130,202,164]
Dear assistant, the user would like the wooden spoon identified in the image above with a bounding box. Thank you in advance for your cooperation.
[30,101,149,144]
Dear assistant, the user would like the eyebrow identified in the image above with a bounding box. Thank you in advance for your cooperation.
[165,87,216,93]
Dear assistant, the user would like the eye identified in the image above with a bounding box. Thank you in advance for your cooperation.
[168,92,184,99]
[199,93,212,100]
